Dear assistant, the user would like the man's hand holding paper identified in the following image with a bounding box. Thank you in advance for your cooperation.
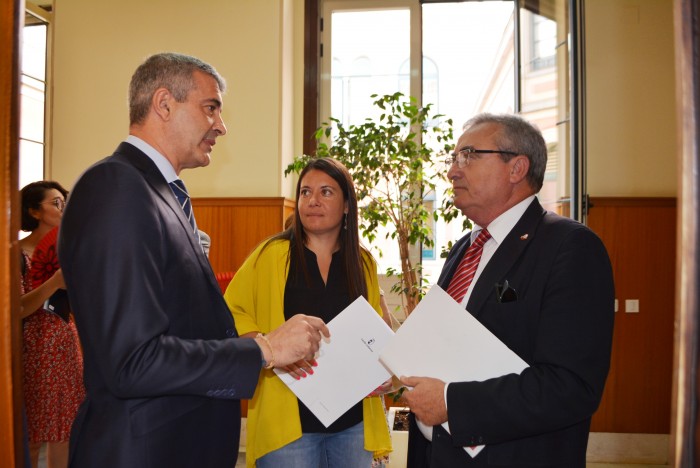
[274,296,394,428]
[379,285,529,457]
[400,376,448,426]
[261,314,330,368]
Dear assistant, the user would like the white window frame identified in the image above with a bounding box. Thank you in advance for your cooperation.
[319,0,422,126]
[21,2,52,187]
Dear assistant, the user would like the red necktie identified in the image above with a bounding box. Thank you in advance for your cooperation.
[446,229,491,303]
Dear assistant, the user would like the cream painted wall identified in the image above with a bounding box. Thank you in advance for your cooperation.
[49,0,674,198]
[288,0,307,200]
[585,0,676,197]
[50,0,305,198]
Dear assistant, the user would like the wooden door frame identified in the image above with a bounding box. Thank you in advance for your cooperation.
[303,0,320,155]
[0,0,25,466]
[672,0,700,465]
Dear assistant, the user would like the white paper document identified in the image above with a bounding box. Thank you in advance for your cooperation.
[274,296,394,427]
[379,285,529,457]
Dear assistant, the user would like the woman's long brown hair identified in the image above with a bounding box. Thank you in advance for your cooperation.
[262,157,371,300]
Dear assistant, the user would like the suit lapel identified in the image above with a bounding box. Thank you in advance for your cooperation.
[466,199,546,317]
[437,235,471,289]
[114,143,221,294]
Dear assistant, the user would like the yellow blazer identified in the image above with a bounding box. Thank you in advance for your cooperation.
[224,239,392,467]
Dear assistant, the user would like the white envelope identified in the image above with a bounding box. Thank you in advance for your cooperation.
[275,296,394,427]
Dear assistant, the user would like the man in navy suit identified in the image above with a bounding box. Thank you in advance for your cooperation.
[401,113,615,467]
[58,52,329,468]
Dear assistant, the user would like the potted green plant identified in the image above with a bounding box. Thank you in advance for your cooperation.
[286,92,468,316]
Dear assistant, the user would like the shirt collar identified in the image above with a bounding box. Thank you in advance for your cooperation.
[472,195,536,245]
[126,135,178,183]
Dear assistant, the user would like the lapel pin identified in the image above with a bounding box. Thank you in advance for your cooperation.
[520,234,529,240]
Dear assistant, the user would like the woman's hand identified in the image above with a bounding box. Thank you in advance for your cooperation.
[367,377,396,397]
[280,359,318,380]
[47,268,66,290]
[20,268,66,319]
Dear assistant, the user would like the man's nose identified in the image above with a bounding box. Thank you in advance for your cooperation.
[214,114,227,136]
[446,163,460,181]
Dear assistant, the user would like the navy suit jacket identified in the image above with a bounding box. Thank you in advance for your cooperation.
[59,142,261,468]
[407,198,615,467]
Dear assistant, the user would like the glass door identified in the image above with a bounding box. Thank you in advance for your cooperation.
[317,0,578,285]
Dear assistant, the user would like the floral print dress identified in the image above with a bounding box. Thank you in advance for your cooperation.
[21,251,85,443]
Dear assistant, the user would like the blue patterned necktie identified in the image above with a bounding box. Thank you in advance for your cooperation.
[169,179,198,235]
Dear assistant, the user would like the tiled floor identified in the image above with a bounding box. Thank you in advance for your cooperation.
[38,447,669,467]
[36,447,248,467]
[587,465,667,468]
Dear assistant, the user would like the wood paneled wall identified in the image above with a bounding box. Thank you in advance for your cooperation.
[192,197,295,276]
[588,197,676,434]
[192,197,295,418]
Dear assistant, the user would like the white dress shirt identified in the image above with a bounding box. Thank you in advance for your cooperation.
[415,195,536,455]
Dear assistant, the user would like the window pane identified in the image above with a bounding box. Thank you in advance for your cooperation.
[330,9,410,125]
[20,74,45,143]
[325,6,412,274]
[20,16,47,188]
[22,24,47,81]
[423,2,515,123]
[519,1,569,214]
[422,2,515,281]
[19,139,45,189]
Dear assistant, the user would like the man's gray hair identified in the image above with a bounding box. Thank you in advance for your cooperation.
[463,113,547,191]
[129,52,226,126]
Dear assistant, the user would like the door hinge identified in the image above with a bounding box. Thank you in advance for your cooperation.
[582,193,591,215]
[319,17,324,57]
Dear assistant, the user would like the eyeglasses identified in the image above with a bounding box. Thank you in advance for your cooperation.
[444,146,520,169]
[40,198,66,212]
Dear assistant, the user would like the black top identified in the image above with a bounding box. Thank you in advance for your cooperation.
[284,246,364,433]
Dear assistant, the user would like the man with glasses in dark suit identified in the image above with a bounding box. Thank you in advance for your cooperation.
[401,113,615,467]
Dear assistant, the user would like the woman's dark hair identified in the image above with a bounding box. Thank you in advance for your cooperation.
[20,180,69,232]
[263,157,370,300]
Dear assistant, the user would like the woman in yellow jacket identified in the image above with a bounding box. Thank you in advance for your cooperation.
[224,157,392,468]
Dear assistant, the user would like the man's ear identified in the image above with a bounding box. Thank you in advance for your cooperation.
[152,87,172,121]
[509,155,530,183]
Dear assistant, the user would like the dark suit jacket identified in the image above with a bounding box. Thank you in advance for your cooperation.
[407,198,615,467]
[58,142,261,468]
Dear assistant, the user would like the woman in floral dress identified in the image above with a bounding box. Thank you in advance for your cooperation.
[19,181,85,468]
